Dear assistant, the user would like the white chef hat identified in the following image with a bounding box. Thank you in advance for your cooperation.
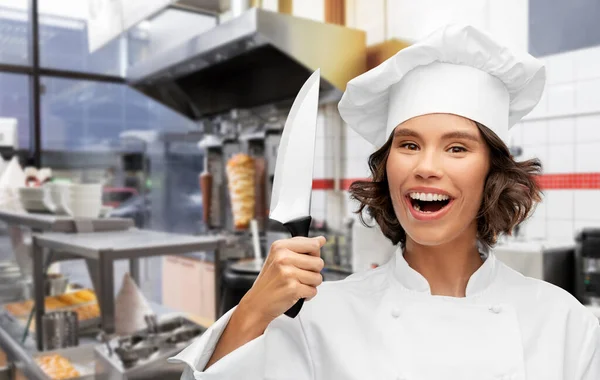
[338,24,546,148]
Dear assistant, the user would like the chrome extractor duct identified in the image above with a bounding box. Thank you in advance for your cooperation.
[126,8,366,119]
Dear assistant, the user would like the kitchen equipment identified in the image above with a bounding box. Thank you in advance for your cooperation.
[199,170,212,225]
[268,69,320,318]
[492,240,575,296]
[127,8,366,118]
[44,273,68,296]
[41,310,79,350]
[198,134,224,229]
[575,228,600,306]
[94,316,206,380]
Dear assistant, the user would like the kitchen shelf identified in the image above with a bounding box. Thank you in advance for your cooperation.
[31,229,225,351]
[0,210,133,232]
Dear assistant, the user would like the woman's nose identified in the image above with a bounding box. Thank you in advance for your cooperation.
[413,151,443,179]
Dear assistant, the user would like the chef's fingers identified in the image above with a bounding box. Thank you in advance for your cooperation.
[295,268,323,287]
[295,283,318,301]
[287,251,325,273]
[270,236,326,258]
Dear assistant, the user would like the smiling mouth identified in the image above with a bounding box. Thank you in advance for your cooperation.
[407,193,452,214]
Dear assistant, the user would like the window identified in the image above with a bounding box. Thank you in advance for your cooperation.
[0,72,29,149]
[39,0,125,76]
[529,0,600,56]
[0,0,30,66]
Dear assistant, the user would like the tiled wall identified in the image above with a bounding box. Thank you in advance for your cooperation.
[516,45,600,241]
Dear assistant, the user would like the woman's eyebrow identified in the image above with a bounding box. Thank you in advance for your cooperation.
[441,131,480,142]
[393,128,420,138]
[394,128,479,142]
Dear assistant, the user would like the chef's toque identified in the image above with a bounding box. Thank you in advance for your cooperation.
[338,24,546,148]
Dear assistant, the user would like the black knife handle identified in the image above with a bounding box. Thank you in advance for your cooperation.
[282,216,312,318]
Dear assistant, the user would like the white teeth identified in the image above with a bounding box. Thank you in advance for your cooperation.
[408,192,450,201]
[414,203,420,211]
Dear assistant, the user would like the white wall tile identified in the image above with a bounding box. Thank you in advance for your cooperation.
[324,157,335,178]
[292,0,324,21]
[522,144,548,170]
[531,194,547,219]
[522,219,546,240]
[315,136,326,159]
[317,112,326,137]
[574,190,600,220]
[545,190,574,219]
[545,144,574,173]
[545,52,575,85]
[345,157,370,178]
[310,190,327,210]
[574,220,600,236]
[345,190,361,217]
[547,118,575,144]
[313,156,325,178]
[522,120,547,146]
[547,83,576,116]
[575,114,600,143]
[573,46,600,82]
[525,88,548,119]
[547,219,575,241]
[508,122,523,146]
[575,78,600,114]
[575,143,600,173]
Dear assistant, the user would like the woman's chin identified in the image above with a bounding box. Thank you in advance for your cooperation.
[404,227,455,247]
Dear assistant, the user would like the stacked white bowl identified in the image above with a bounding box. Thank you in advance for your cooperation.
[47,183,103,218]
[18,187,54,213]
[65,183,103,218]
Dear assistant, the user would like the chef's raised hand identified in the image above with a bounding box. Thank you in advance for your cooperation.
[204,236,326,371]
[238,236,326,324]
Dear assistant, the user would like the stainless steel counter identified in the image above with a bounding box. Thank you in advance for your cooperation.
[0,303,193,379]
[32,229,225,350]
[0,210,133,233]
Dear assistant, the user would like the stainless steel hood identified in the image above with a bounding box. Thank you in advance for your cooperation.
[126,8,366,119]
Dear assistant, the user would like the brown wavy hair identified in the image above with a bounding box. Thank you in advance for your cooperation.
[348,122,543,249]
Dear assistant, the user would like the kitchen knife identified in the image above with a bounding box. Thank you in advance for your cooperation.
[269,69,320,318]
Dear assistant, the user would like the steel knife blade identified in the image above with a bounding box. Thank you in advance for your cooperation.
[269,68,320,318]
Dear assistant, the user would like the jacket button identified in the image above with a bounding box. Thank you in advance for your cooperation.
[489,305,502,314]
[391,308,401,318]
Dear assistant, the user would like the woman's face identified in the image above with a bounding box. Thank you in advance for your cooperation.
[386,113,490,246]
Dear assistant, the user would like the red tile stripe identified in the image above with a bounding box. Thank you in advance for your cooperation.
[312,173,600,191]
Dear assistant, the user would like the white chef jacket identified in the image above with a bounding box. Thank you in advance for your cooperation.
[170,247,600,380]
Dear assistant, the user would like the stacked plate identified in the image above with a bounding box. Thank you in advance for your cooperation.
[20,183,104,218]
[18,187,55,213]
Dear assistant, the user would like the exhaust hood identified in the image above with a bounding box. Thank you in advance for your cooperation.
[126,8,366,119]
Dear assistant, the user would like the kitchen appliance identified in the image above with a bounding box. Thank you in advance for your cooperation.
[127,8,366,119]
[42,311,79,350]
[94,315,206,380]
[268,69,320,318]
[198,134,225,230]
[575,228,600,306]
[492,241,575,296]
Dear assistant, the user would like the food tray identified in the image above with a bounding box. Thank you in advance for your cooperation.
[3,289,97,318]
[33,345,96,380]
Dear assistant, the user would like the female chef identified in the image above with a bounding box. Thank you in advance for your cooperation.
[171,24,600,379]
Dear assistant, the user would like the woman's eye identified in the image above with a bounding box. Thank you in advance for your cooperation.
[400,143,419,150]
[448,146,467,153]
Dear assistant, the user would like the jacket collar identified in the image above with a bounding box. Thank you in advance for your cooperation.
[392,241,497,297]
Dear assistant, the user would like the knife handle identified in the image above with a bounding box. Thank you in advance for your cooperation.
[282,216,312,318]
